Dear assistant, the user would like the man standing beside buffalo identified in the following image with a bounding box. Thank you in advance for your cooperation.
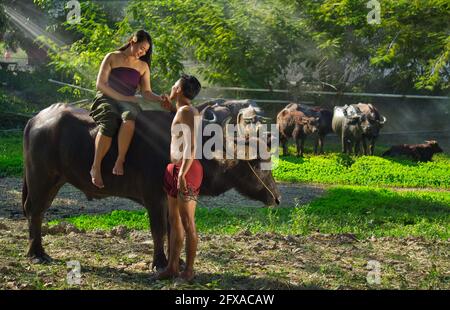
[157,74,202,281]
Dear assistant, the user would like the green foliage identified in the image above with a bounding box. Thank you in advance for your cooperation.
[0,132,22,177]
[0,67,76,107]
[299,0,450,92]
[273,153,450,188]
[51,186,450,239]
[34,0,311,90]
[29,0,450,93]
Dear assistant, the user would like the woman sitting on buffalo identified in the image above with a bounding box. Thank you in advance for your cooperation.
[90,29,172,188]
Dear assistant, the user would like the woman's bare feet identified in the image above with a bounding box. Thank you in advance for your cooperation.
[155,268,179,280]
[90,167,104,188]
[112,158,125,176]
[179,270,195,282]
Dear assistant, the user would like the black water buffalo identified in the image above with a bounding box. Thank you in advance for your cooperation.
[278,103,333,154]
[332,105,367,155]
[199,99,265,125]
[382,140,443,162]
[277,106,319,157]
[355,103,387,155]
[311,107,333,154]
[200,99,270,138]
[22,103,281,269]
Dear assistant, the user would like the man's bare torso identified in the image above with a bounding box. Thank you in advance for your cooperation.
[170,105,200,163]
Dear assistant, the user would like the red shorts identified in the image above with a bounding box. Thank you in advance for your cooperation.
[163,160,203,199]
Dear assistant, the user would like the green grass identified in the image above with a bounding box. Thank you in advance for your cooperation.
[273,152,450,188]
[1,134,449,189]
[0,133,23,177]
[50,186,450,240]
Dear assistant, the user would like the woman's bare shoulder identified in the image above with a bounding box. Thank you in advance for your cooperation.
[139,60,150,74]
[106,51,122,62]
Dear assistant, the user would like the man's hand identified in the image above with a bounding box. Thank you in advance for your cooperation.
[177,174,187,195]
[161,95,174,112]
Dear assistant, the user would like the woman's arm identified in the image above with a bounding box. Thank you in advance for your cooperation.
[140,64,176,112]
[96,53,138,103]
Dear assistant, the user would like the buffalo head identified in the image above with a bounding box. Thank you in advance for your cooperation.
[207,135,281,206]
[301,116,320,134]
[425,140,444,154]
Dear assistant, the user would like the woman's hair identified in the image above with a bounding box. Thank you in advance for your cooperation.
[118,29,153,66]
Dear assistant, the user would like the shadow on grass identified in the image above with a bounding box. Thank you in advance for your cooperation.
[297,187,450,238]
[82,265,318,289]
[381,156,420,167]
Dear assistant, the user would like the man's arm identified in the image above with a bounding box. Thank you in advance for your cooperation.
[178,107,196,188]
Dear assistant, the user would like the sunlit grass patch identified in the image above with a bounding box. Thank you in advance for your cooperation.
[273,152,450,188]
[50,186,450,240]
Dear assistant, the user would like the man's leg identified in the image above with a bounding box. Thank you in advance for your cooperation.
[179,199,198,281]
[113,120,135,176]
[91,132,112,188]
[156,195,184,279]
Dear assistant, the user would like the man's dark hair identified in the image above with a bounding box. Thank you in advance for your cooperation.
[179,74,201,100]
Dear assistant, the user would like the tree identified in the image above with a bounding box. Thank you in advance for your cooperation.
[33,0,313,91]
[297,0,450,93]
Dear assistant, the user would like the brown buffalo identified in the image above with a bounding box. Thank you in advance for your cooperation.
[279,103,332,154]
[277,106,319,157]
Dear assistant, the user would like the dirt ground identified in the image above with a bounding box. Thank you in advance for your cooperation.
[0,177,449,290]
[0,177,325,220]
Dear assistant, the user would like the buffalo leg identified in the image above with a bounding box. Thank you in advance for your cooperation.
[354,140,361,156]
[293,127,302,157]
[362,137,368,155]
[318,135,325,154]
[369,138,376,156]
[23,175,63,263]
[144,195,168,271]
[280,135,289,156]
[299,136,306,157]
[341,133,346,154]
[295,137,300,157]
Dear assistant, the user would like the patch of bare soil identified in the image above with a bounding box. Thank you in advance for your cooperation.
[0,219,448,290]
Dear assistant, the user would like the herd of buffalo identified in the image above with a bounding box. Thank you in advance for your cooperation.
[276,102,443,161]
[22,99,443,266]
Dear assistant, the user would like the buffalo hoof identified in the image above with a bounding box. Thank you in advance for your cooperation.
[152,258,185,272]
[29,253,53,264]
[179,259,186,271]
[152,257,168,272]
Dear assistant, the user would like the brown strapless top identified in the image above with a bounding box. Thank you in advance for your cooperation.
[108,67,141,96]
